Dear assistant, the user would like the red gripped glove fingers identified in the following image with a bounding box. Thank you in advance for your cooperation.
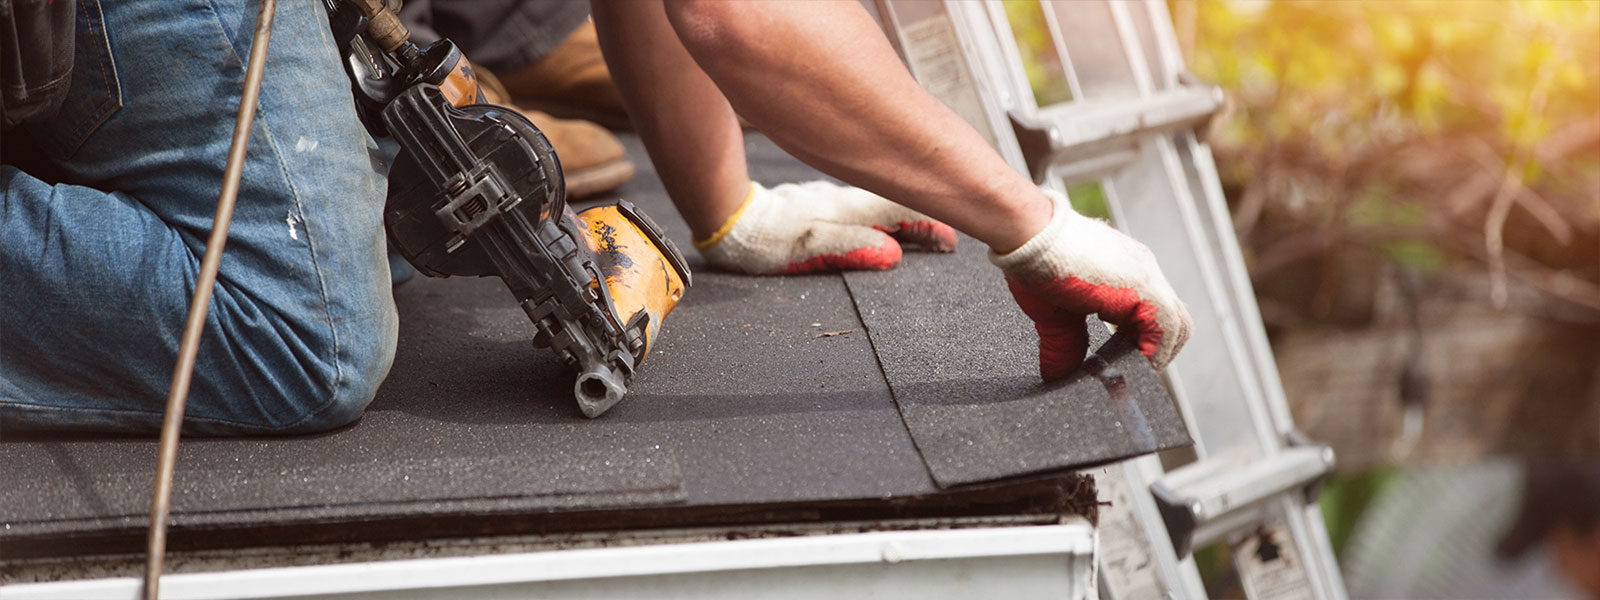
[874,219,959,253]
[1007,278,1092,379]
[775,227,902,274]
[992,191,1192,381]
[695,181,956,275]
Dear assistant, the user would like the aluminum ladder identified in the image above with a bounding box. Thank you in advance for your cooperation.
[869,2,1348,599]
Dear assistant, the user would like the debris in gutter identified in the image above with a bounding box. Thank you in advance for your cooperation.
[815,330,853,338]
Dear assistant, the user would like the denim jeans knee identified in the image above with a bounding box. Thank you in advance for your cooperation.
[0,0,397,436]
[268,303,399,435]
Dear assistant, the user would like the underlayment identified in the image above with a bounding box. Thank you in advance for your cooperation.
[0,133,1187,556]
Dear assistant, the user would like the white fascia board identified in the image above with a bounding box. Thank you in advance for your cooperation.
[2,523,1095,600]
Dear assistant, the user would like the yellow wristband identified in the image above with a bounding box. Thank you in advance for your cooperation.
[693,183,758,251]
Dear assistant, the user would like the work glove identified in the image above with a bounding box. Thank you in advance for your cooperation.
[991,190,1192,380]
[694,181,957,274]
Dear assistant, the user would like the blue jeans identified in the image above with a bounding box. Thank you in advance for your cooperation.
[0,0,398,435]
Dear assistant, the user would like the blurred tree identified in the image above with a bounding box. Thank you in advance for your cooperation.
[1176,0,1600,323]
[1160,0,1600,566]
[995,0,1600,573]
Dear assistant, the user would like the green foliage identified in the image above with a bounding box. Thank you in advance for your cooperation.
[1067,181,1112,221]
[1349,191,1444,271]
[1375,239,1446,272]
[1319,467,1400,558]
[1192,467,1401,592]
[1003,1,1073,106]
[1192,542,1237,596]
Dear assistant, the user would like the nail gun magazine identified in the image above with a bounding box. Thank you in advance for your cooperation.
[322,0,692,417]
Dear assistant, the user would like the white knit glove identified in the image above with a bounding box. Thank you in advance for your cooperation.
[991,190,1192,378]
[695,181,957,274]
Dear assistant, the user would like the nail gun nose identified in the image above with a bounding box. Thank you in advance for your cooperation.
[575,363,627,418]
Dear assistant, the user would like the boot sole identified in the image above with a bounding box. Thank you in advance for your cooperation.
[519,99,635,132]
[565,159,636,200]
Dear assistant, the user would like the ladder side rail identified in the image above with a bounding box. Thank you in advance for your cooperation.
[868,4,1349,599]
[1056,8,1321,600]
[1085,5,1347,599]
[1110,110,1337,600]
[1169,133,1304,436]
[1063,0,1276,459]
[1165,125,1349,600]
[935,1,1032,174]
[1107,1,1290,459]
[874,4,1201,599]
[1106,0,1158,97]
[873,0,1028,174]
[1126,0,1183,91]
[1040,1,1277,460]
[1131,1,1349,594]
[1138,0,1188,85]
[1096,456,1210,599]
[960,0,1071,199]
[976,1,1044,116]
[983,5,1201,599]
[1040,3,1143,103]
[951,1,1030,117]
[1035,3,1087,104]
[939,1,1027,171]
[1113,0,1271,455]
[1157,137,1286,456]
[1277,494,1352,600]
[1139,0,1304,437]
[1123,455,1212,598]
[1100,139,1278,460]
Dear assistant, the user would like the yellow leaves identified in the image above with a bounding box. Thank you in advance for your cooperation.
[1425,19,1468,48]
[1522,0,1600,24]
[1411,66,1450,134]
[1519,39,1555,75]
[1371,14,1416,57]
[1557,64,1589,93]
[1185,0,1596,155]
[1372,64,1407,99]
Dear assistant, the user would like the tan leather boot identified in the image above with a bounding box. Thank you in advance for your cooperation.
[478,64,634,199]
[499,20,759,132]
[500,21,633,131]
[524,108,636,199]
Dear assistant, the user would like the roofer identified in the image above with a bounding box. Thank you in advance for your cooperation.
[592,1,1190,382]
[0,0,1189,435]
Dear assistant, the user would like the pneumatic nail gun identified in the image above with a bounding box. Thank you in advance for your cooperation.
[323,0,691,417]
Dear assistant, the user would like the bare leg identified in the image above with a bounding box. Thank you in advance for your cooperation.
[595,0,1050,252]
[590,2,750,240]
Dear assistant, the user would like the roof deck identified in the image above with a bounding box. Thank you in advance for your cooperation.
[0,133,1189,566]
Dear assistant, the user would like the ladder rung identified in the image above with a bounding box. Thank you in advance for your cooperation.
[1052,148,1139,186]
[1009,85,1224,182]
[1150,443,1335,556]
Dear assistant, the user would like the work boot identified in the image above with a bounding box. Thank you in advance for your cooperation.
[477,65,634,199]
[496,21,758,132]
[499,21,633,131]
